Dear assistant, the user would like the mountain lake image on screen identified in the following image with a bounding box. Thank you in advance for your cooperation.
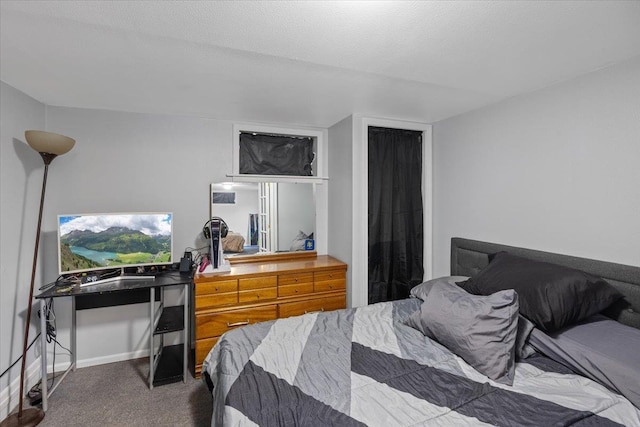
[57,212,173,275]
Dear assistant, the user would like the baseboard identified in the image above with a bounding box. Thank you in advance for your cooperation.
[49,348,150,371]
[1,349,152,420]
[0,358,41,421]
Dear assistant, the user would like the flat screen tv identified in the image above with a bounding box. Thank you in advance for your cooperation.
[57,212,173,276]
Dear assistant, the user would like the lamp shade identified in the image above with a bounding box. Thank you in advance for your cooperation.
[25,130,75,155]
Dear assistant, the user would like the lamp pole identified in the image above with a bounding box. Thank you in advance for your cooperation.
[1,132,74,427]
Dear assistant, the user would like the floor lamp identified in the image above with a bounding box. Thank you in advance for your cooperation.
[1,131,75,427]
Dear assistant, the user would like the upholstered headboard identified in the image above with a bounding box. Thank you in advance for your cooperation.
[450,237,640,330]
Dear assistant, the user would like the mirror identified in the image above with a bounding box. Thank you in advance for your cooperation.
[210,182,315,256]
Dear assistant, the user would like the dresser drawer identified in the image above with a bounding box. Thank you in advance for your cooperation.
[238,287,277,303]
[195,337,219,369]
[195,292,238,310]
[314,269,346,292]
[278,282,314,297]
[278,272,313,286]
[239,276,277,290]
[195,279,238,296]
[278,294,345,318]
[196,305,278,338]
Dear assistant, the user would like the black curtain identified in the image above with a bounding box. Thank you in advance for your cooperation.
[368,127,424,304]
[239,132,314,176]
[248,214,259,246]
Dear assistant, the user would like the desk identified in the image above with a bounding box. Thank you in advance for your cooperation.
[35,271,191,412]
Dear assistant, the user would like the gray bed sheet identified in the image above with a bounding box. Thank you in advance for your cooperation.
[529,314,640,409]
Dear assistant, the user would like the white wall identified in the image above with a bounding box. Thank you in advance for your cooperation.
[0,82,46,418]
[277,183,315,250]
[27,106,237,374]
[432,57,640,276]
[327,116,354,306]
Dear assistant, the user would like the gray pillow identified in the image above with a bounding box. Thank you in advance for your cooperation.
[529,315,640,408]
[408,282,520,385]
[410,276,469,301]
[409,276,535,361]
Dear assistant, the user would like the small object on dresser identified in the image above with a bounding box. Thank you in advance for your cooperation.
[56,285,74,293]
[199,255,210,273]
[81,273,102,285]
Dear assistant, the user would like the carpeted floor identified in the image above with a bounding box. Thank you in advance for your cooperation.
[30,358,212,426]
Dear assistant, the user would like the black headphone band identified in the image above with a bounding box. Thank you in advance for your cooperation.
[203,217,229,239]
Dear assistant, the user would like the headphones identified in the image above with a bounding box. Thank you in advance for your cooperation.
[203,217,229,239]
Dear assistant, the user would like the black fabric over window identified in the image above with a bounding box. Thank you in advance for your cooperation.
[368,127,424,304]
[212,192,236,204]
[239,133,314,176]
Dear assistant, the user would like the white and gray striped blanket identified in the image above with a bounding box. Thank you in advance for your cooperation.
[203,299,640,426]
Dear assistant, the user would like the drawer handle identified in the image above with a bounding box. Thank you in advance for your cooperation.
[227,320,250,327]
[305,308,324,314]
[295,278,298,282]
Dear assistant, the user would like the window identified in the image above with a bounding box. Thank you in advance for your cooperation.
[231,123,326,183]
[211,191,236,204]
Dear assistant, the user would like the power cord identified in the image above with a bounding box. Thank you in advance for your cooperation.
[0,333,41,379]
[0,297,72,406]
[185,245,208,269]
[29,298,72,405]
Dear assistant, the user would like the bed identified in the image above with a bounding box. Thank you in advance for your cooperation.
[203,238,640,426]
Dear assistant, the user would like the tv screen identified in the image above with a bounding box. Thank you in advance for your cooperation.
[58,212,173,275]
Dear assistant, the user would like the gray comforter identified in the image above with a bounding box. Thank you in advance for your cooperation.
[203,299,640,426]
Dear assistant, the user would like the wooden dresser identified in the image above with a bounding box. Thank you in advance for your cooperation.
[192,252,347,375]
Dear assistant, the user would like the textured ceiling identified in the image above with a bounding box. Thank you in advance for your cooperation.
[1,1,639,127]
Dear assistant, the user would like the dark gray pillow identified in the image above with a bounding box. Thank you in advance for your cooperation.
[408,282,519,385]
[529,315,640,408]
[458,252,623,332]
[410,276,469,301]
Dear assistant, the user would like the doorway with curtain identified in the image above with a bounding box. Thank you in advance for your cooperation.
[368,126,424,304]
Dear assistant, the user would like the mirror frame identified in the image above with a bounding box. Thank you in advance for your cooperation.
[227,250,317,265]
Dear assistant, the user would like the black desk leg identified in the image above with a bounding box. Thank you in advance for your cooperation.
[149,287,155,389]
[40,299,48,411]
